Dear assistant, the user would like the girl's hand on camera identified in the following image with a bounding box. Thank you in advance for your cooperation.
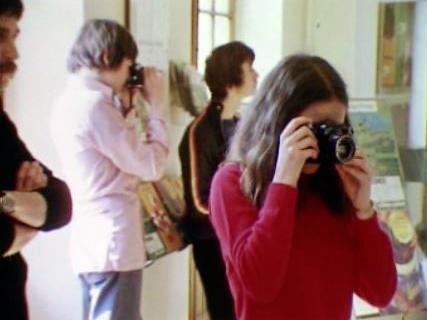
[335,150,374,220]
[273,117,319,187]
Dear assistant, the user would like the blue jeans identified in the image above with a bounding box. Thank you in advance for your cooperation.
[79,270,143,320]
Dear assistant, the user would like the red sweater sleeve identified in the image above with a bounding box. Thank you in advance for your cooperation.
[353,213,397,307]
[209,164,298,303]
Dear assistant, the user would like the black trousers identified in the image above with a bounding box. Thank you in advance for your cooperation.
[192,237,234,320]
[0,254,29,320]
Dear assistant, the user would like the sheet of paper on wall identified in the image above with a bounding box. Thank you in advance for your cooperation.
[349,109,427,317]
[129,0,169,70]
[371,176,405,208]
[349,100,378,113]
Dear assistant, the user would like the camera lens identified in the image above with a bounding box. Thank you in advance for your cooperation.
[311,123,356,163]
[335,135,355,163]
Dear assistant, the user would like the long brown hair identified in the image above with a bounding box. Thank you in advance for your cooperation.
[228,54,349,210]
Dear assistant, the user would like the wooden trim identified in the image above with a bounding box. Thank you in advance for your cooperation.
[230,0,236,40]
[198,9,230,17]
[124,0,130,29]
[191,0,199,66]
[188,249,195,320]
[193,0,235,67]
[376,3,385,95]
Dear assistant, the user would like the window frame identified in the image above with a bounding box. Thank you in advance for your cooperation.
[191,0,236,68]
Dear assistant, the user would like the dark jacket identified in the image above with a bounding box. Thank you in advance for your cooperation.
[179,101,234,240]
[0,108,72,320]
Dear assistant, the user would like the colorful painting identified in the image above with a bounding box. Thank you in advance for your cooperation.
[350,109,427,317]
[137,176,187,264]
[377,2,414,94]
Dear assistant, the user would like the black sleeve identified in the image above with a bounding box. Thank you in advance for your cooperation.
[36,169,72,231]
[179,125,214,216]
[1,110,72,232]
[0,216,15,256]
[0,110,31,253]
[192,147,213,212]
[1,111,34,188]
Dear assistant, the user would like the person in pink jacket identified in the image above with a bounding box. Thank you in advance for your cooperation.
[51,19,169,320]
[209,54,397,320]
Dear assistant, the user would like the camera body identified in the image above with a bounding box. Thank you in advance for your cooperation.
[310,122,355,163]
[127,63,144,88]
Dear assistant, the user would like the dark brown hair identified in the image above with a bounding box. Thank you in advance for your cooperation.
[0,0,23,110]
[204,41,255,103]
[228,54,350,211]
[67,19,138,73]
[0,0,23,18]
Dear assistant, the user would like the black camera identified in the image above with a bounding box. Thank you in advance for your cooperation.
[310,123,356,163]
[127,63,144,88]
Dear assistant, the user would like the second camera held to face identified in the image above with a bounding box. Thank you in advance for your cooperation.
[127,63,144,88]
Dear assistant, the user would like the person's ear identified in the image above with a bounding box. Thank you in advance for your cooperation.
[101,51,110,68]
[226,84,237,96]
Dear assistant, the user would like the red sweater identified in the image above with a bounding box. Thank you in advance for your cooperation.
[209,163,397,320]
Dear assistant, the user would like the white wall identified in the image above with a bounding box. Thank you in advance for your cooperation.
[235,0,381,100]
[5,1,85,320]
[405,1,427,232]
[169,0,192,64]
[282,0,308,57]
[167,0,194,174]
[139,1,192,320]
[408,1,427,149]
[235,0,284,81]
[84,0,125,24]
[235,0,309,84]
[307,0,358,96]
[306,0,380,99]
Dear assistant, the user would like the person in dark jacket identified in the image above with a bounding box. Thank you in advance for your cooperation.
[0,1,72,319]
[179,41,257,320]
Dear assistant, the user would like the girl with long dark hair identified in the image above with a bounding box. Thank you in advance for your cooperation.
[209,54,397,320]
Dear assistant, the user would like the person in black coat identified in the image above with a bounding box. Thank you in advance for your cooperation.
[0,1,72,319]
[179,41,257,320]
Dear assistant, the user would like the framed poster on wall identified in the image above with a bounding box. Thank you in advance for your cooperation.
[349,102,427,318]
[377,2,414,95]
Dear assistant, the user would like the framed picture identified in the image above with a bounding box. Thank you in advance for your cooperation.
[377,2,414,94]
[350,107,427,317]
[137,176,187,264]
